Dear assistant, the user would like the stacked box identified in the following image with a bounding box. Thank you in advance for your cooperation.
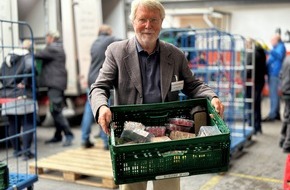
[109,98,230,185]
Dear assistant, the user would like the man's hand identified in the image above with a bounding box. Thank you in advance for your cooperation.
[98,105,112,135]
[211,97,224,118]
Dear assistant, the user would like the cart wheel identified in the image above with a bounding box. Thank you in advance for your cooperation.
[27,185,34,190]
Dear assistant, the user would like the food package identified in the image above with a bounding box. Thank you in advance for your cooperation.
[123,121,145,131]
[115,137,136,145]
[150,136,171,142]
[168,118,194,127]
[145,126,166,137]
[120,121,154,143]
[197,125,221,137]
[190,106,207,135]
[169,130,195,140]
[193,111,207,135]
[165,123,192,133]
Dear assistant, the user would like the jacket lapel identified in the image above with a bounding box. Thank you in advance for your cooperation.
[160,41,174,102]
[123,38,143,96]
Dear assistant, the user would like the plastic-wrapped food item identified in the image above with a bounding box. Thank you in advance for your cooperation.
[150,136,171,142]
[168,118,194,127]
[169,130,195,140]
[124,121,145,131]
[165,123,192,133]
[197,125,221,137]
[115,137,136,145]
[120,121,154,143]
[165,123,182,131]
[193,111,207,135]
[190,106,207,135]
[145,126,166,137]
[120,128,154,143]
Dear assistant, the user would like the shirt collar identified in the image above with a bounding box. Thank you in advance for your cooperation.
[135,37,160,54]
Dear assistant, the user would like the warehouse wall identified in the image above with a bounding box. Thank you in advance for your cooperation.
[230,5,290,49]
[161,3,290,51]
[0,0,19,64]
[102,0,126,39]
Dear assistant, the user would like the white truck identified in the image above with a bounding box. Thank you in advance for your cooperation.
[0,0,126,125]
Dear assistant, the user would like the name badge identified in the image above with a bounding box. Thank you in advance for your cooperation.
[171,80,184,92]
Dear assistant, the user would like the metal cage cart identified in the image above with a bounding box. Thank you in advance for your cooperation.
[0,19,38,189]
[160,28,255,154]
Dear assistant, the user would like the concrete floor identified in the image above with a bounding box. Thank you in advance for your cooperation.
[1,97,288,190]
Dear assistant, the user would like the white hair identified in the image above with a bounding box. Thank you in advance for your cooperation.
[129,0,165,21]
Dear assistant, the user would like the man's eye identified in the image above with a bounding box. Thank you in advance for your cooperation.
[137,18,159,24]
[138,19,146,23]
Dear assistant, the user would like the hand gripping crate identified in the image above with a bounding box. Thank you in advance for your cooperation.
[109,98,230,185]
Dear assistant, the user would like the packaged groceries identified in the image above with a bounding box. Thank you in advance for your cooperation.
[150,136,171,142]
[193,111,207,135]
[169,130,195,140]
[117,112,221,145]
[145,126,166,137]
[168,118,194,127]
[123,121,145,131]
[120,121,154,143]
[197,125,222,137]
[165,123,192,133]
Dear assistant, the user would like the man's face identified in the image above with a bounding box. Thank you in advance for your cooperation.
[132,5,163,49]
[46,35,54,45]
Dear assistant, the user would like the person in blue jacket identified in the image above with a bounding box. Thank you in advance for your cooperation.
[263,34,286,122]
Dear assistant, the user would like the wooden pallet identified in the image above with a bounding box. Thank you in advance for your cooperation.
[29,146,118,189]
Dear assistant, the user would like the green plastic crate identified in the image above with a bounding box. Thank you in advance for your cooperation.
[109,98,230,185]
[0,162,9,190]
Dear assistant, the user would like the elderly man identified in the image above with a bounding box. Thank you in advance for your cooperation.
[89,0,224,189]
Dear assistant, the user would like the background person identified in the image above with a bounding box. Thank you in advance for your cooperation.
[279,56,290,153]
[0,39,37,160]
[263,34,286,122]
[81,24,120,149]
[246,38,267,134]
[89,0,224,189]
[35,31,74,147]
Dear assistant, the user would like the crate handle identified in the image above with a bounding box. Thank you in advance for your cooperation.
[149,113,168,119]
[161,150,187,157]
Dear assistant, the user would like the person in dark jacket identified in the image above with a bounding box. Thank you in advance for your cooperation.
[81,25,120,149]
[279,56,290,153]
[0,39,37,160]
[246,39,267,134]
[35,31,74,147]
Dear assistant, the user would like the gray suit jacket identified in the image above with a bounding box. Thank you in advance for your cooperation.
[89,38,217,118]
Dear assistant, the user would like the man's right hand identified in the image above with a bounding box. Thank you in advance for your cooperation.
[98,105,112,135]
